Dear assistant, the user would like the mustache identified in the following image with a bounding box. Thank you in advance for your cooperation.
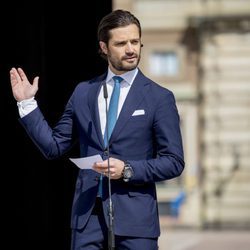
[122,54,138,60]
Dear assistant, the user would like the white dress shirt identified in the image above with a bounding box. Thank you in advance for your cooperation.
[17,68,138,138]
[17,97,37,118]
[98,67,138,137]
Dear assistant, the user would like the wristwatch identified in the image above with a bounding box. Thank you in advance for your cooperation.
[122,162,133,182]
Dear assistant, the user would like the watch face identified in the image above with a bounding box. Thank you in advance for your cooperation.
[124,167,133,178]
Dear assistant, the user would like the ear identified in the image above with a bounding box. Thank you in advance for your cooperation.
[99,41,108,55]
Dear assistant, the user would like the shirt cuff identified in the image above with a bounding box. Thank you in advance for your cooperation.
[17,97,37,118]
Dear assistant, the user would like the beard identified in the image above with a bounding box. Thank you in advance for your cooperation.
[107,51,141,72]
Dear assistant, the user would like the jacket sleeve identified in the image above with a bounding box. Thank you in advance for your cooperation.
[19,95,76,160]
[128,90,185,183]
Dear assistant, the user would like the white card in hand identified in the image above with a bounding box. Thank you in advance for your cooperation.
[69,154,103,169]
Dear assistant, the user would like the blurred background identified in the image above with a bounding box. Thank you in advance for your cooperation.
[1,0,250,249]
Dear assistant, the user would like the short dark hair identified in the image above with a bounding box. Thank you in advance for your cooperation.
[97,9,141,58]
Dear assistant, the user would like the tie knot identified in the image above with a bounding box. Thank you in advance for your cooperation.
[113,76,123,84]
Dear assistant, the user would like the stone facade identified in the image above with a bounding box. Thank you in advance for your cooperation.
[199,18,250,229]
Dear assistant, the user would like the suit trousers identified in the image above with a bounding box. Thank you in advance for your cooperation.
[71,198,159,250]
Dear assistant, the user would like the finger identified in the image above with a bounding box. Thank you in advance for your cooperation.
[93,162,102,169]
[10,68,21,85]
[95,161,107,167]
[93,165,107,174]
[33,76,39,91]
[10,71,18,86]
[17,67,29,82]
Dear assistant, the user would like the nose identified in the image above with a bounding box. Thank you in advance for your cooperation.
[125,42,133,53]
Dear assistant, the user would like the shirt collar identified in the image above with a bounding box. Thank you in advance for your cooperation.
[106,67,138,86]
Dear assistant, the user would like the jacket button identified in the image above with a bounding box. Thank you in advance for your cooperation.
[94,176,99,181]
[103,150,108,156]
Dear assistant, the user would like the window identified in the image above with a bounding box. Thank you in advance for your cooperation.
[150,51,179,77]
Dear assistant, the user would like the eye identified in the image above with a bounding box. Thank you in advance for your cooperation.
[114,41,126,47]
[131,40,140,45]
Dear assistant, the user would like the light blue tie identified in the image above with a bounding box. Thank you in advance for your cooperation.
[104,76,123,147]
[98,76,123,197]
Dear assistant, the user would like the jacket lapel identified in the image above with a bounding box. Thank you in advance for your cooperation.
[109,70,150,144]
[88,74,107,148]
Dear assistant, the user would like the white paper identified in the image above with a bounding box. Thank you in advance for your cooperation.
[69,154,103,169]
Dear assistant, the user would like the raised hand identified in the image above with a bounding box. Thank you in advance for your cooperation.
[9,67,39,102]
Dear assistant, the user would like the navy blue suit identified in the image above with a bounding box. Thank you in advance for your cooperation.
[20,69,184,240]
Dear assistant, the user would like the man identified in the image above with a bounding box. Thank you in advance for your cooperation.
[10,9,184,250]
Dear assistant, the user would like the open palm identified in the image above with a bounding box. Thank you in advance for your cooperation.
[9,67,39,102]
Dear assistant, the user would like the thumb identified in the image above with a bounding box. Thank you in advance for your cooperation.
[33,76,39,92]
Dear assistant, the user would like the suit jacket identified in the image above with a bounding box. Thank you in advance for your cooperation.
[20,69,184,238]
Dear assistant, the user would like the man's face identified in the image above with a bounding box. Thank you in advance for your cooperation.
[99,24,142,75]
